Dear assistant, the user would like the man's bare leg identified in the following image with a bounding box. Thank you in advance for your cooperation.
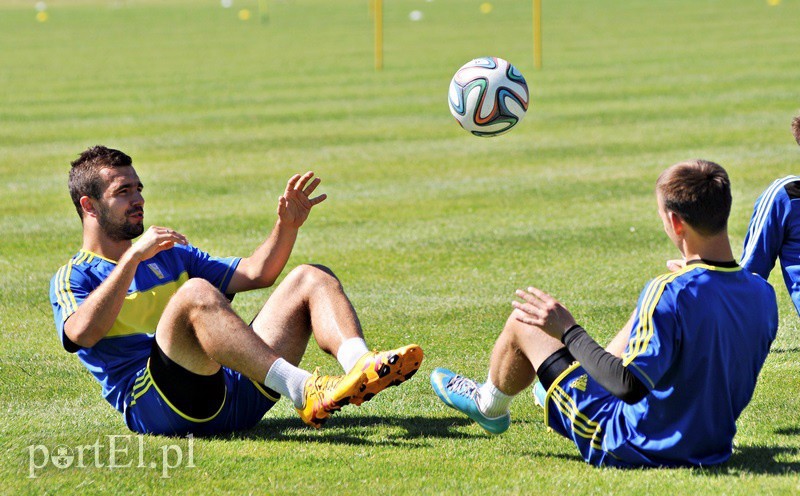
[153,276,365,428]
[251,264,423,405]
[249,264,364,366]
[430,310,564,434]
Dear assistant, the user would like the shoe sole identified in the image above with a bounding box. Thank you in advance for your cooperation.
[350,344,424,406]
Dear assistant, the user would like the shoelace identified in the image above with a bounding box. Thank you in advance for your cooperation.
[309,369,342,393]
[446,375,478,398]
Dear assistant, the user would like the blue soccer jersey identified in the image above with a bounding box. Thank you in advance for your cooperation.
[49,245,240,412]
[608,262,777,466]
[741,175,800,315]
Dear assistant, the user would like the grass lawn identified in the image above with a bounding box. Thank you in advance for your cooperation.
[1,0,799,493]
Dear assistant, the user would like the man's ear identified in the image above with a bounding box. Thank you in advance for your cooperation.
[79,196,97,218]
[668,210,685,236]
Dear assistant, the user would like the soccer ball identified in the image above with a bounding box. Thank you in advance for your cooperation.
[448,57,529,137]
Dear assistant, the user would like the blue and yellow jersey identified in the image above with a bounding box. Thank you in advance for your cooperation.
[741,175,800,315]
[607,261,777,466]
[49,245,240,412]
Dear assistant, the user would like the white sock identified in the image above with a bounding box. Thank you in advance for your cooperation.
[264,358,311,409]
[477,375,514,417]
[336,337,369,372]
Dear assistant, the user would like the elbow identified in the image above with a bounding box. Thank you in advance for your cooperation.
[241,266,276,290]
[257,275,277,288]
[65,327,101,349]
[241,274,275,291]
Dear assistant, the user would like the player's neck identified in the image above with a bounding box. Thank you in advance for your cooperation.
[681,231,735,265]
[82,229,133,263]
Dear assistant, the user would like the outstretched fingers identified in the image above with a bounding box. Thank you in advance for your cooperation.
[285,173,303,193]
[301,174,328,206]
[294,171,315,191]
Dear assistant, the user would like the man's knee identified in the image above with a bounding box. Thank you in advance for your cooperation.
[284,264,341,292]
[173,278,228,311]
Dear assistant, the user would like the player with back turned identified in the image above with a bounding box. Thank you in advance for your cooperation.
[431,159,777,467]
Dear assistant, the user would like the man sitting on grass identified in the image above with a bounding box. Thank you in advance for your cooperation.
[739,114,800,315]
[431,159,777,467]
[50,145,423,435]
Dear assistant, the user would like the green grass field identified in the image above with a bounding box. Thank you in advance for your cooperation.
[2,0,800,493]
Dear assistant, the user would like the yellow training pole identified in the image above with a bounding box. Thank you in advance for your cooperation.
[258,0,268,23]
[533,0,542,69]
[374,0,383,70]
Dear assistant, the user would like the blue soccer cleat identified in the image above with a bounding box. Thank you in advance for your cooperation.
[430,367,510,435]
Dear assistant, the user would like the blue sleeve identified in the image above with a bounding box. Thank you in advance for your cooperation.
[49,262,93,353]
[179,244,241,293]
[740,180,791,279]
[621,276,679,390]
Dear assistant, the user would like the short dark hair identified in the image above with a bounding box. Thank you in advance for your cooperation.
[792,114,800,146]
[656,159,731,236]
[69,146,132,219]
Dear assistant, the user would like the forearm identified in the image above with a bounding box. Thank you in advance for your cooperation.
[64,249,141,347]
[562,325,648,404]
[229,220,299,292]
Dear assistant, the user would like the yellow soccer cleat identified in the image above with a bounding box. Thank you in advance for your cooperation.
[350,344,424,406]
[297,368,368,428]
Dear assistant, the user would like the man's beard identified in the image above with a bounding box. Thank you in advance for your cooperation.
[97,204,144,241]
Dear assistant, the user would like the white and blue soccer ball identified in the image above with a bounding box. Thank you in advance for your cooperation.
[448,57,529,137]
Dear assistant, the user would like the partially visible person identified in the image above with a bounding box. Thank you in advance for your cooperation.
[739,114,800,315]
[431,160,777,468]
[50,145,423,436]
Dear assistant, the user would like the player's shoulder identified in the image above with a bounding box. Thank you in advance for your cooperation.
[167,242,199,256]
[144,243,202,272]
[648,263,769,296]
[737,265,777,294]
[782,176,800,201]
[760,175,800,203]
[51,250,95,280]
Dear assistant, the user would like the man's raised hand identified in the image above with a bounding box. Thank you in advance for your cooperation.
[277,171,327,229]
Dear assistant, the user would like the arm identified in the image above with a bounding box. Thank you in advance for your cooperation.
[512,287,648,404]
[64,226,187,348]
[561,325,648,403]
[740,180,790,278]
[226,172,326,293]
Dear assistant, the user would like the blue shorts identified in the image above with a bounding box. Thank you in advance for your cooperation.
[123,361,278,436]
[534,362,630,468]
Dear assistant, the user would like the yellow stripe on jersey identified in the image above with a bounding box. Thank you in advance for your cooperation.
[106,272,190,337]
[623,266,694,366]
[54,252,96,320]
[622,263,744,378]
[79,249,115,265]
[55,260,78,319]
[53,265,68,318]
